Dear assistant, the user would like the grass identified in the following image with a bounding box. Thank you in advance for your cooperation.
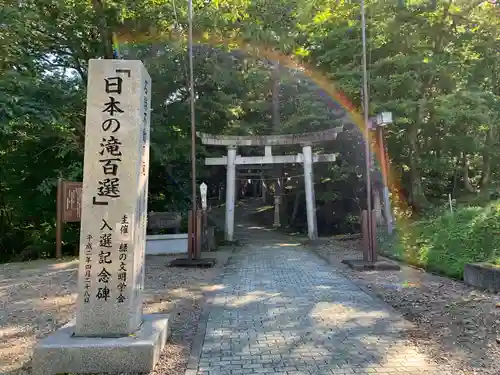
[379,200,500,279]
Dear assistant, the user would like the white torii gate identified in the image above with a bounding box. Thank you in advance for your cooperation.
[197,126,343,241]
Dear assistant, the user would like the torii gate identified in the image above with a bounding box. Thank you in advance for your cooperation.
[197,126,344,241]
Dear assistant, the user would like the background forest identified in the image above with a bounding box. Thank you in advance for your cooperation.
[1,0,500,268]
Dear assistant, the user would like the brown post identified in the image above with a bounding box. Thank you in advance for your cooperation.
[202,209,208,250]
[195,210,202,259]
[56,178,63,259]
[371,209,378,262]
[361,210,369,262]
[187,210,194,260]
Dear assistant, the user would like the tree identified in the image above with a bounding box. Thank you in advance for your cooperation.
[1,0,500,260]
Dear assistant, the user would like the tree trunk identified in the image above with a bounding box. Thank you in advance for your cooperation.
[404,0,453,211]
[480,127,494,192]
[480,23,499,195]
[91,0,114,59]
[452,155,460,197]
[408,117,427,210]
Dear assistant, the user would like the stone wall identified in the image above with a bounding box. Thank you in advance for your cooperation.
[464,263,500,293]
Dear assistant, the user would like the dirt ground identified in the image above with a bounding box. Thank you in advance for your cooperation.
[0,249,232,375]
[4,231,500,375]
[314,237,500,375]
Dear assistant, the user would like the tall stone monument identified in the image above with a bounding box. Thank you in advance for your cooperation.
[33,60,169,374]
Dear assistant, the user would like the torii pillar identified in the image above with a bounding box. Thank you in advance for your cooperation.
[302,144,318,240]
[225,146,237,241]
[197,127,344,242]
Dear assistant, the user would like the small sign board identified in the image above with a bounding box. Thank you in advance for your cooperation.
[62,182,82,223]
[56,179,82,258]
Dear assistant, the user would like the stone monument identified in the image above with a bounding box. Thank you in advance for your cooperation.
[33,59,170,374]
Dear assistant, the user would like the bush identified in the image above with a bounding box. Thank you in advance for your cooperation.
[379,201,500,279]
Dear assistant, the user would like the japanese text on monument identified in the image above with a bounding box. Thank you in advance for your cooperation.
[86,69,132,305]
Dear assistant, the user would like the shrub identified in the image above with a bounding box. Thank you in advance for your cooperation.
[379,201,500,279]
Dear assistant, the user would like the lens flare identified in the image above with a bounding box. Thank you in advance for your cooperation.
[114,28,414,268]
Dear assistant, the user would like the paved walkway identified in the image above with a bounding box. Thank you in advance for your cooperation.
[194,202,452,375]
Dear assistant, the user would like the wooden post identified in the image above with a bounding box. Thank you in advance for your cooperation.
[361,210,369,262]
[195,210,202,259]
[202,209,208,250]
[376,128,388,186]
[187,210,194,260]
[371,209,378,262]
[56,178,63,259]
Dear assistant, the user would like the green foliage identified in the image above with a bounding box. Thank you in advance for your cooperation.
[380,201,500,279]
[1,0,500,262]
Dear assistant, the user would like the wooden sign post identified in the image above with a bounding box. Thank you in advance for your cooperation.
[170,181,216,268]
[56,180,82,258]
[56,179,63,259]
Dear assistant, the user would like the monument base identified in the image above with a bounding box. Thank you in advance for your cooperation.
[341,259,401,271]
[170,257,216,268]
[33,313,170,375]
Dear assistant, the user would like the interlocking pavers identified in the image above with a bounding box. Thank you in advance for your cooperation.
[193,241,453,375]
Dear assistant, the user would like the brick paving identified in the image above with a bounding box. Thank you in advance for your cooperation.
[195,226,453,374]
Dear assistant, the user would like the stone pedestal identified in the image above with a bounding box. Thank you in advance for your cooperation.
[207,226,216,250]
[464,263,500,293]
[273,195,281,228]
[33,315,169,375]
[33,59,169,374]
